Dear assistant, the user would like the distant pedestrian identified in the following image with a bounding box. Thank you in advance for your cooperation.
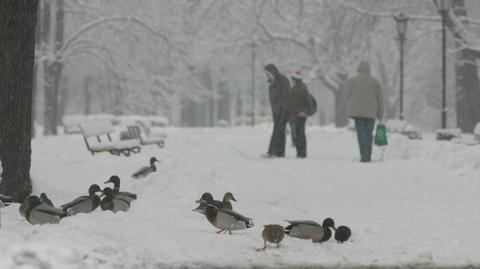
[289,71,308,158]
[263,64,291,158]
[345,61,384,162]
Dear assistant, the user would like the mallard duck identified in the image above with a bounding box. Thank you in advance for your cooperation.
[192,192,236,214]
[19,198,31,218]
[334,225,351,243]
[262,224,285,249]
[284,218,336,243]
[60,184,102,215]
[104,175,137,201]
[40,193,54,207]
[100,187,130,213]
[196,192,222,207]
[25,196,68,225]
[132,157,160,179]
[220,192,236,210]
[199,195,254,234]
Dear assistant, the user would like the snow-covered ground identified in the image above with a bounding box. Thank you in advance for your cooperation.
[1,125,480,268]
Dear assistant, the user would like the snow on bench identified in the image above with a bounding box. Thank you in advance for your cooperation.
[136,121,167,138]
[385,119,422,140]
[386,119,407,133]
[79,120,141,157]
[63,114,118,134]
[127,125,165,148]
[148,116,169,127]
[404,125,423,140]
[62,115,88,134]
[436,128,462,141]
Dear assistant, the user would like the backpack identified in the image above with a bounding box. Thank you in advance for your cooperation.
[306,93,317,116]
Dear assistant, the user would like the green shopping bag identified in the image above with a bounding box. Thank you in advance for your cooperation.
[375,123,388,146]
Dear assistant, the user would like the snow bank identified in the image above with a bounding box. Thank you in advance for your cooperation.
[0,126,479,268]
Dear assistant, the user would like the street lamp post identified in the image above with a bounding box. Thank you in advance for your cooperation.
[395,13,408,120]
[250,41,257,126]
[436,0,450,129]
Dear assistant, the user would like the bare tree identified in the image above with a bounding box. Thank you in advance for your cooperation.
[0,0,38,201]
[43,0,64,135]
[447,0,480,132]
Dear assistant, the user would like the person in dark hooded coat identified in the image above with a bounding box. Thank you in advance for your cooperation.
[263,64,291,158]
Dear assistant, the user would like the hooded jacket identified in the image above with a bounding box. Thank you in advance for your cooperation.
[264,64,291,114]
[344,61,384,120]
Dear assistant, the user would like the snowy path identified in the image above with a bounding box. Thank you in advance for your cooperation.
[1,126,479,268]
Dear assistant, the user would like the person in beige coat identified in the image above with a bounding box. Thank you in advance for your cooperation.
[345,60,384,162]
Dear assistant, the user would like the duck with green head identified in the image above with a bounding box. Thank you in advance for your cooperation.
[192,192,237,214]
[284,218,336,243]
[199,194,253,234]
[104,175,137,201]
[25,195,69,225]
[132,157,160,179]
[60,184,102,215]
[100,187,130,213]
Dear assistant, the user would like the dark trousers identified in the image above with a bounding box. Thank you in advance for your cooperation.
[353,117,375,162]
[268,110,289,157]
[294,116,307,158]
[289,118,296,146]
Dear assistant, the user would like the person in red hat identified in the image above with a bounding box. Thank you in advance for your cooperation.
[289,70,309,158]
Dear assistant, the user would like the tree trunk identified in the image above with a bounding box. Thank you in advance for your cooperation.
[320,73,349,127]
[84,76,92,115]
[43,0,64,136]
[0,0,38,201]
[452,0,480,132]
[333,90,349,127]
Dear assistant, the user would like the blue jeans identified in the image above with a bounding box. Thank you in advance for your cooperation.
[353,117,375,162]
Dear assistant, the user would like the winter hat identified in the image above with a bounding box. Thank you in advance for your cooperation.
[357,60,371,75]
[291,70,303,81]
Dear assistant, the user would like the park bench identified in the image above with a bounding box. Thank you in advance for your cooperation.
[385,119,422,140]
[386,119,407,134]
[126,124,165,148]
[436,128,462,141]
[79,120,141,157]
[136,121,167,138]
[62,115,88,134]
